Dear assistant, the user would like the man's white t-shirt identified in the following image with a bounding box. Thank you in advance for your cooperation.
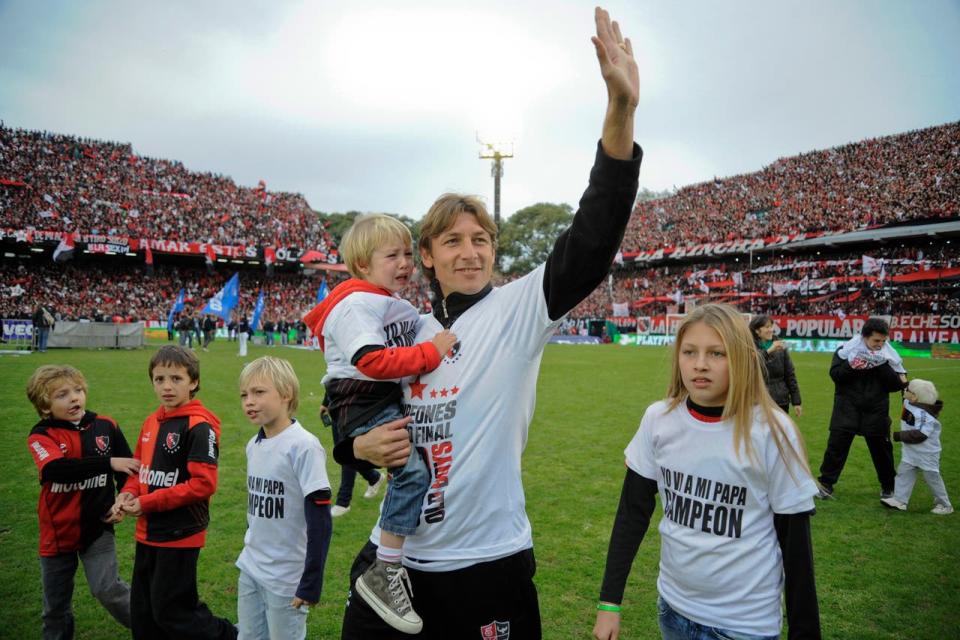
[236,420,330,597]
[625,400,817,636]
[321,291,421,384]
[369,264,561,571]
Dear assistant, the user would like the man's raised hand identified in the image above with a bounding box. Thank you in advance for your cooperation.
[592,7,639,111]
[592,7,639,160]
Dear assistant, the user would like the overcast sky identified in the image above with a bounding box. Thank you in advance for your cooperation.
[2,0,958,221]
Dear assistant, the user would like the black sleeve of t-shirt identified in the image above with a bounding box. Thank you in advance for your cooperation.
[41,457,112,484]
[186,422,218,465]
[773,511,822,639]
[542,142,642,321]
[297,490,333,602]
[599,468,658,604]
[111,424,134,488]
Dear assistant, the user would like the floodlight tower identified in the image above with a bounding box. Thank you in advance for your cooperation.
[477,135,514,230]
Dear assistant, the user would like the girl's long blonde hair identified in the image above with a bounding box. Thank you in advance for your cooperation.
[666,304,812,479]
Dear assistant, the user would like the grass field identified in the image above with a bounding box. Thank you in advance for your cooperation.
[1,339,958,639]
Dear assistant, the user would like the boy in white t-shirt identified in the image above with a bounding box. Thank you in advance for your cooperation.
[303,214,456,634]
[235,356,332,640]
[882,379,952,515]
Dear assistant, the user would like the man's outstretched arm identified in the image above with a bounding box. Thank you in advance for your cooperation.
[544,7,642,320]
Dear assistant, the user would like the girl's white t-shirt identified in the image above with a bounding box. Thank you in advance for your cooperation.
[625,400,817,636]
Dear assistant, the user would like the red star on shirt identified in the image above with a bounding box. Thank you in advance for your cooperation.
[430,389,438,399]
[409,376,427,399]
[440,388,449,397]
[451,386,460,395]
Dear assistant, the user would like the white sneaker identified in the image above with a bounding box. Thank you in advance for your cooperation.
[331,505,351,517]
[880,497,907,511]
[364,474,386,499]
[931,504,954,515]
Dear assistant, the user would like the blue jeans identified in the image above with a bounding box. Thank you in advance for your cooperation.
[348,404,429,536]
[658,597,778,640]
[36,327,50,352]
[237,571,307,640]
[335,465,382,507]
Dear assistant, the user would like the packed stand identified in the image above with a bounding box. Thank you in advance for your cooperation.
[624,121,960,252]
[0,125,337,253]
[565,244,960,319]
[0,261,435,327]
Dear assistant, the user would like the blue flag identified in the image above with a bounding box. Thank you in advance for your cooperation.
[202,273,240,322]
[250,290,266,331]
[166,289,185,330]
[316,278,329,303]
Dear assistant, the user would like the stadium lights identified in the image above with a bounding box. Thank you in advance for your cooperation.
[231,259,244,264]
[30,247,44,252]
[126,252,137,257]
[478,134,513,272]
[217,258,228,263]
[4,252,13,258]
[477,134,514,230]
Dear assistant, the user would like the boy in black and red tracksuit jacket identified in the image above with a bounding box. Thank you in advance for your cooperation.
[113,345,236,640]
[26,364,137,639]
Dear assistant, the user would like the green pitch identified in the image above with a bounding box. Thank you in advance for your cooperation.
[1,341,957,638]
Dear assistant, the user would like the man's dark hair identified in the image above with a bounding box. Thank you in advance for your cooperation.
[861,317,889,337]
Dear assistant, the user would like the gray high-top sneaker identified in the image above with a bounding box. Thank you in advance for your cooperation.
[355,558,423,634]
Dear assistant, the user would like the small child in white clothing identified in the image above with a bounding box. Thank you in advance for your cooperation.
[881,379,952,515]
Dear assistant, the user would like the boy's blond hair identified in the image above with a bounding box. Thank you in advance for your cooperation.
[148,345,201,397]
[907,379,938,405]
[26,365,88,417]
[239,356,300,414]
[340,214,413,279]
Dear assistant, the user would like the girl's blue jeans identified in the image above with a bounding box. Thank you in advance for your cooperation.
[657,596,779,640]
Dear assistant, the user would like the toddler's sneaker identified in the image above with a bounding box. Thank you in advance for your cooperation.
[331,505,350,517]
[364,474,387,499]
[356,559,423,634]
[931,504,954,516]
[880,496,906,511]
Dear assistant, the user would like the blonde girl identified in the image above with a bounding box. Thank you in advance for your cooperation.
[593,304,821,640]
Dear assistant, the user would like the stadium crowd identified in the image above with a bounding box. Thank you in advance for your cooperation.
[0,261,434,328]
[4,242,957,330]
[0,125,337,253]
[624,121,959,252]
[3,121,958,330]
[579,244,960,318]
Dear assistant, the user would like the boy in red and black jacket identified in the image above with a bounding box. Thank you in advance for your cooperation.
[113,345,236,639]
[26,364,138,639]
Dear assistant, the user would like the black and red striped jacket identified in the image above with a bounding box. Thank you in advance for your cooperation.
[27,411,132,556]
[121,400,220,548]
